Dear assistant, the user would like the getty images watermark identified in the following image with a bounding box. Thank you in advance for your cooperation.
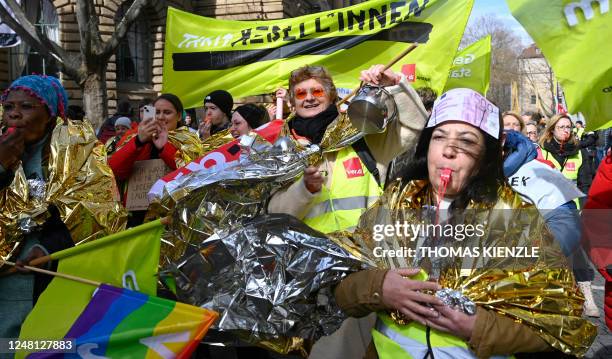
[371,221,539,259]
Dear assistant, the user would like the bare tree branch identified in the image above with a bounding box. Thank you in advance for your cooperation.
[461,15,523,111]
[0,0,81,80]
[0,0,45,50]
[0,0,149,126]
[75,0,103,57]
[101,0,150,59]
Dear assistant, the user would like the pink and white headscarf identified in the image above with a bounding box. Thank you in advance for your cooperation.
[428,88,500,139]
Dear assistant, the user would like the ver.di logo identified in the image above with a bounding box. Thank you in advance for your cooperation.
[564,0,609,27]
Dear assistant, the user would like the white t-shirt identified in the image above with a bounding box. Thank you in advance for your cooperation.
[508,159,584,210]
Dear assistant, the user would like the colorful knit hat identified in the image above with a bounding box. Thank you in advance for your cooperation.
[2,75,68,119]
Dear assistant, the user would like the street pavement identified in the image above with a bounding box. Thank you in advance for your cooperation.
[586,271,611,359]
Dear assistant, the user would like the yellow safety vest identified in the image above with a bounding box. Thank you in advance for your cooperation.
[372,268,513,359]
[540,148,583,181]
[574,127,585,140]
[372,313,512,359]
[303,146,382,233]
[540,148,583,209]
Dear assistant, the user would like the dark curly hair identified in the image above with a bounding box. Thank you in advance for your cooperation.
[399,115,505,209]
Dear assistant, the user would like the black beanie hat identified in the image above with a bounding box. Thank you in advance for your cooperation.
[204,90,233,119]
[235,103,269,130]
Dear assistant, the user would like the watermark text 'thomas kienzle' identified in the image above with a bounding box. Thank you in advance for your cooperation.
[371,221,539,259]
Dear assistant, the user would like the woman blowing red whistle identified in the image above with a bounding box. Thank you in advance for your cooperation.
[333,88,595,358]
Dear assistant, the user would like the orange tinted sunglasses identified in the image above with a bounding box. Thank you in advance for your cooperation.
[294,87,326,100]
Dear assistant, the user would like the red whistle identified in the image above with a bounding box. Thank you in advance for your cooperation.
[440,168,452,184]
[435,168,453,224]
[2,126,16,137]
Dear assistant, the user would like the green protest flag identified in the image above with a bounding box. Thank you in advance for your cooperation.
[17,220,164,358]
[507,0,612,131]
[443,35,491,95]
[163,0,475,109]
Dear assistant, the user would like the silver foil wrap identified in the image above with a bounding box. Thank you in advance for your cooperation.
[27,179,47,201]
[435,288,476,315]
[157,133,367,352]
[17,217,38,234]
[16,179,48,234]
[170,214,364,345]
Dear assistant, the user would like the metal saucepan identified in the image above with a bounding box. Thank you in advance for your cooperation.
[347,85,398,134]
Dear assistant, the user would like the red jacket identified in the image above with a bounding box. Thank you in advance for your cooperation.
[108,135,178,181]
[583,152,612,330]
[108,133,178,206]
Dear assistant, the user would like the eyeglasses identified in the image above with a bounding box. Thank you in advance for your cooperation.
[555,125,572,130]
[2,101,44,113]
[294,87,326,100]
[526,131,537,136]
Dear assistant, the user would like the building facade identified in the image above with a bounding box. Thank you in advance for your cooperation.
[517,43,556,117]
[0,0,364,116]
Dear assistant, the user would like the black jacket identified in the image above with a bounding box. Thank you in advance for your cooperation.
[33,205,74,302]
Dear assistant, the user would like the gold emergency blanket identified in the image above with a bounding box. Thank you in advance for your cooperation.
[340,179,597,356]
[200,128,234,153]
[115,126,205,169]
[0,120,127,263]
[165,127,206,168]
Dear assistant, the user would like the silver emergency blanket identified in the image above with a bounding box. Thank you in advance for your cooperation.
[168,214,364,353]
[156,134,322,265]
[157,133,368,353]
[27,179,47,201]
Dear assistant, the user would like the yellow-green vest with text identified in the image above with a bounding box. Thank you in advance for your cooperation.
[540,148,583,181]
[303,146,382,233]
[372,313,512,359]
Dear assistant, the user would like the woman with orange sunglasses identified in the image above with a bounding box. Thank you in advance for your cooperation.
[267,64,429,358]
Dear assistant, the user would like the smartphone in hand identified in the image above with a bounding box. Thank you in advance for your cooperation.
[142,105,158,139]
[142,105,155,122]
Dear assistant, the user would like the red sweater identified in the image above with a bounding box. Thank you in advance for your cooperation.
[585,155,612,210]
[108,135,178,181]
[583,153,612,330]
[108,134,179,207]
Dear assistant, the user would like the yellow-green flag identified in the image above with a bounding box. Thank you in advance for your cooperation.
[507,0,612,131]
[443,35,491,95]
[163,0,475,109]
[17,220,164,358]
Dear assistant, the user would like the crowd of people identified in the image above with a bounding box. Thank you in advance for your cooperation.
[0,63,610,358]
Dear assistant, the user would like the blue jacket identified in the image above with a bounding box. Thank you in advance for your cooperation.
[504,130,581,255]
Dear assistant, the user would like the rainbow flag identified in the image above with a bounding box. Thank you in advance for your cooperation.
[19,220,165,359]
[29,284,218,359]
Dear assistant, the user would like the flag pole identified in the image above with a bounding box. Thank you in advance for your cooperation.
[0,259,101,287]
[338,43,419,106]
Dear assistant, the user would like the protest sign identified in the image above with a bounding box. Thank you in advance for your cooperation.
[163,0,474,108]
[126,159,171,211]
